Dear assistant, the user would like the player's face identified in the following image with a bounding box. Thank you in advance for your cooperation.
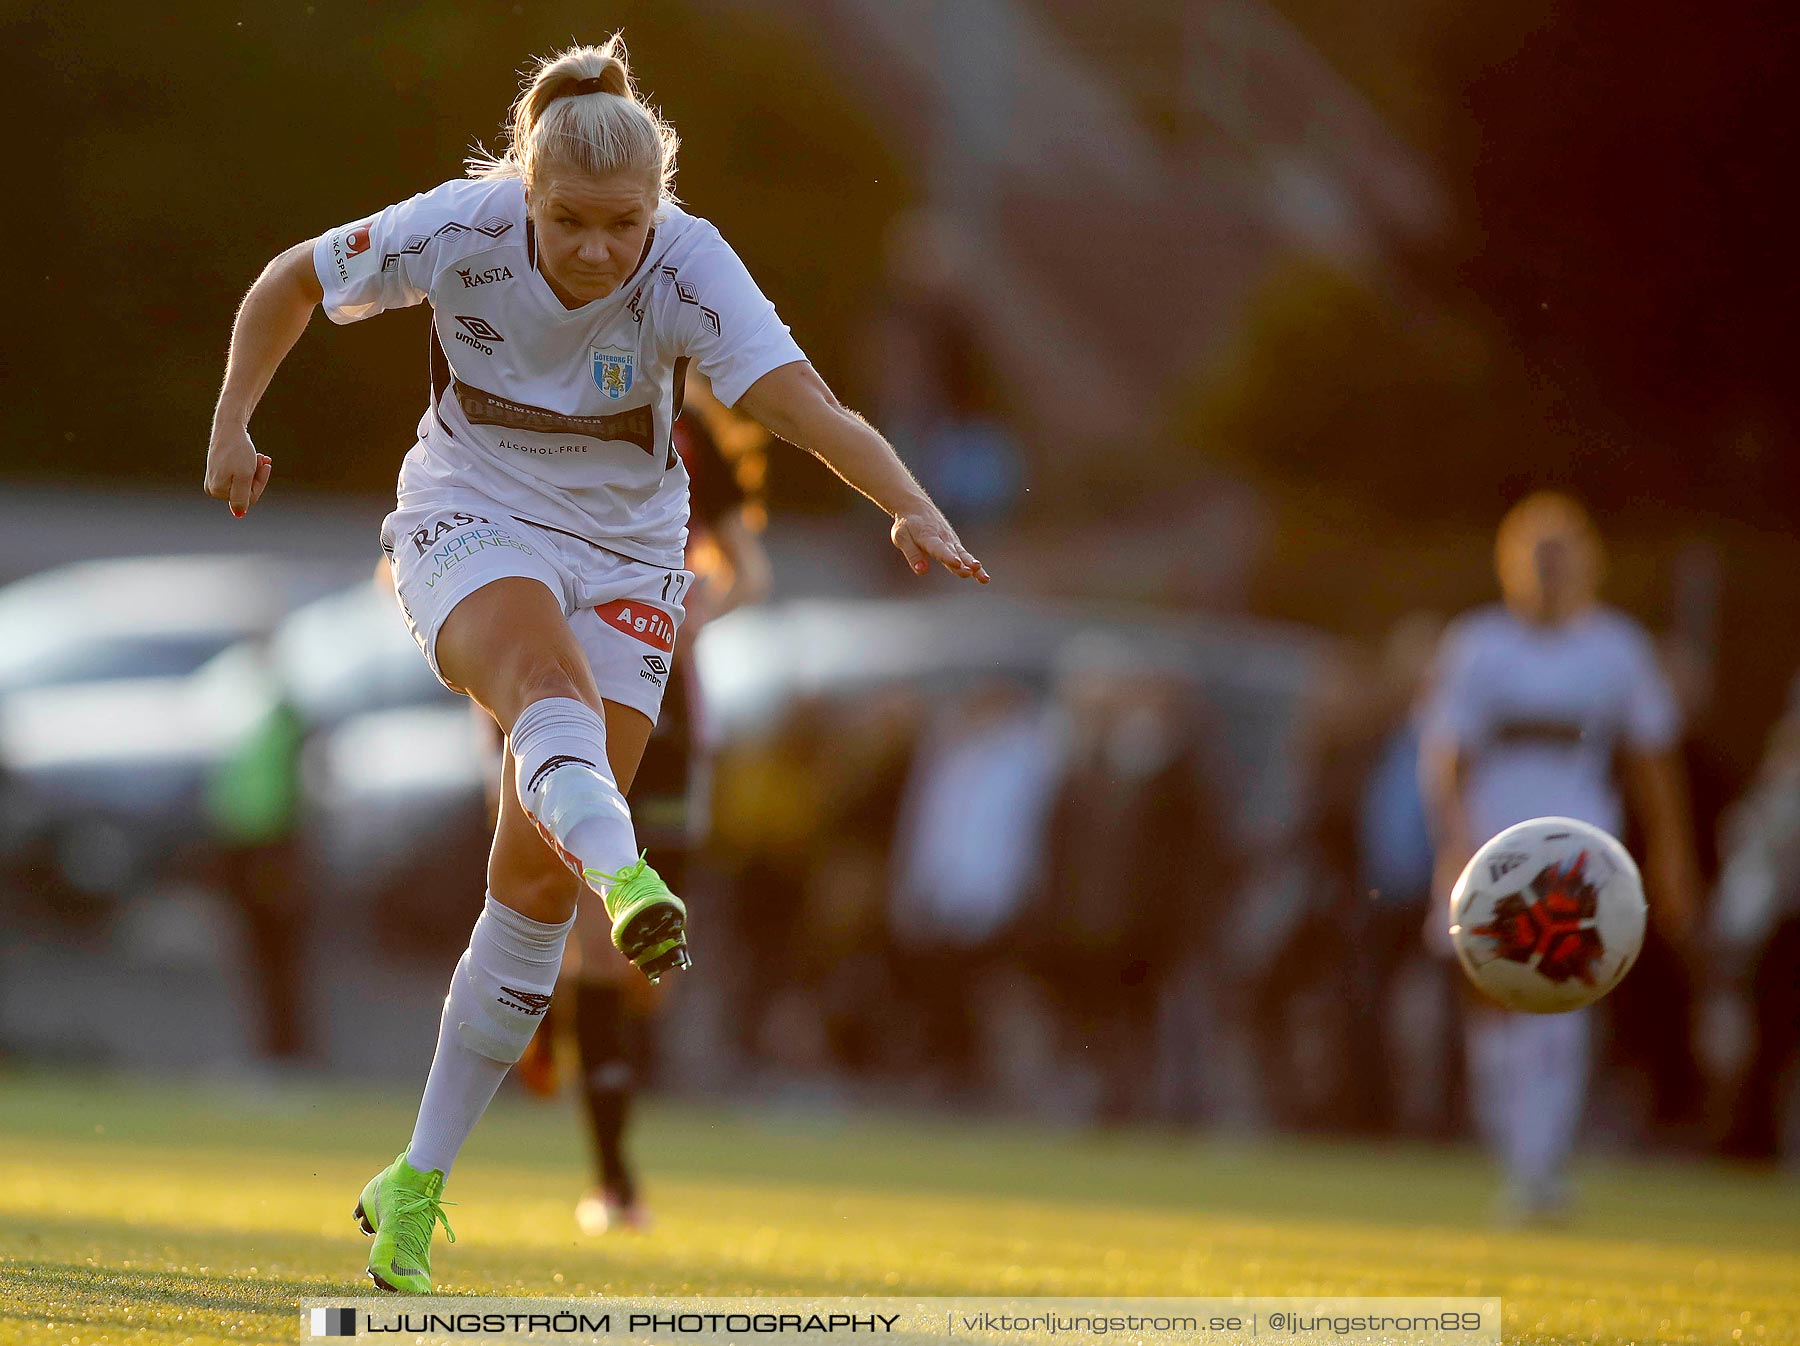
[528,168,658,307]
[1503,527,1598,622]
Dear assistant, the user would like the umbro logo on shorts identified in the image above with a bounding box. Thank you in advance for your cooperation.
[640,654,668,688]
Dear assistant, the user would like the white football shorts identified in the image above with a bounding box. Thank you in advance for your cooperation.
[381,491,691,724]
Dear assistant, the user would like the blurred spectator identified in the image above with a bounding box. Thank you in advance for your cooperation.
[1244,634,1437,1138]
[1027,645,1229,1125]
[858,210,1024,529]
[1224,658,1356,1134]
[1346,613,1458,1137]
[711,698,836,1063]
[1421,492,1701,1222]
[886,680,1059,1102]
[1608,638,1727,1145]
[1711,675,1800,1163]
[799,690,924,1076]
[204,673,309,1061]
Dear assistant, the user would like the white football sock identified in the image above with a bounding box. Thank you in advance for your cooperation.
[510,696,639,881]
[1508,1009,1589,1201]
[1464,1008,1512,1161]
[1465,1007,1590,1206]
[406,894,574,1177]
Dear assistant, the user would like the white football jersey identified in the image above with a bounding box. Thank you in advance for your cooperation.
[313,176,806,567]
[1423,603,1679,842]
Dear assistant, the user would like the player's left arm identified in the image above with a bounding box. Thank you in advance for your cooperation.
[1620,745,1702,945]
[736,361,990,584]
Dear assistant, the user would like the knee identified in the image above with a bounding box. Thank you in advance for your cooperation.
[495,649,598,728]
[514,647,592,706]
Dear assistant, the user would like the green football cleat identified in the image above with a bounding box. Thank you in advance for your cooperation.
[583,853,691,982]
[354,1151,456,1295]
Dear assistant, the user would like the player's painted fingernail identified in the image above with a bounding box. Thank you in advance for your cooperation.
[914,561,926,574]
[231,506,245,518]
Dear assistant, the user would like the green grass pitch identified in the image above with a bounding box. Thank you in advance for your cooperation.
[0,1071,1795,1345]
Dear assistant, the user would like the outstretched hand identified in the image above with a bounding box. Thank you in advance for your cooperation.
[891,508,990,583]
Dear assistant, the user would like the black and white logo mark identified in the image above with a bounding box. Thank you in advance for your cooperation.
[498,986,553,1017]
[309,1307,357,1337]
[1487,850,1531,884]
[455,315,505,342]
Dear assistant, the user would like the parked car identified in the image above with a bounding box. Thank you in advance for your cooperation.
[0,572,432,897]
[0,554,353,698]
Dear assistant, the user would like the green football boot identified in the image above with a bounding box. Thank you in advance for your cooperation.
[353,1151,456,1294]
[583,853,691,982]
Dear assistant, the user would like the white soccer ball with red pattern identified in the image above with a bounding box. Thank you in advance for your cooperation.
[1448,816,1647,1014]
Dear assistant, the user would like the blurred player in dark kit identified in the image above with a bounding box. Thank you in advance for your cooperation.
[516,389,770,1234]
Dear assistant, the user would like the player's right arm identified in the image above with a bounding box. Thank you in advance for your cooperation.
[205,239,324,517]
[205,181,459,516]
[1421,737,1476,903]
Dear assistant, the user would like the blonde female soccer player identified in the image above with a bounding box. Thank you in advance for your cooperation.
[203,38,988,1293]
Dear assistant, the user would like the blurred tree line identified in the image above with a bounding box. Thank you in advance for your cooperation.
[9,1,905,503]
[1178,0,1799,775]
[1188,0,1797,530]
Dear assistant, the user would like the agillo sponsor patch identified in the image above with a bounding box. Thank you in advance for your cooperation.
[593,599,675,652]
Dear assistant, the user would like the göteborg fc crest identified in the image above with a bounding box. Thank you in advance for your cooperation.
[592,345,634,400]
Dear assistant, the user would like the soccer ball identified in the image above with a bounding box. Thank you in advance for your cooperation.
[1448,816,1647,1014]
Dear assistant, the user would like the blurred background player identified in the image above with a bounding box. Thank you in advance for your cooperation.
[513,384,771,1234]
[1421,492,1701,1222]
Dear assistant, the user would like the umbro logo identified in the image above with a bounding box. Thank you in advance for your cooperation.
[499,986,553,1016]
[452,314,504,356]
[640,654,668,688]
[455,315,504,342]
[380,216,513,272]
[525,754,595,794]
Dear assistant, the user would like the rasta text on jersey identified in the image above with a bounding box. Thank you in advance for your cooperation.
[411,510,493,556]
[458,264,513,289]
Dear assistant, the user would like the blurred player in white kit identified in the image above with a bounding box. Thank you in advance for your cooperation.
[1421,493,1699,1221]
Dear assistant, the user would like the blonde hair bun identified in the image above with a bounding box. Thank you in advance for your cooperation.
[562,55,630,100]
[467,35,679,201]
